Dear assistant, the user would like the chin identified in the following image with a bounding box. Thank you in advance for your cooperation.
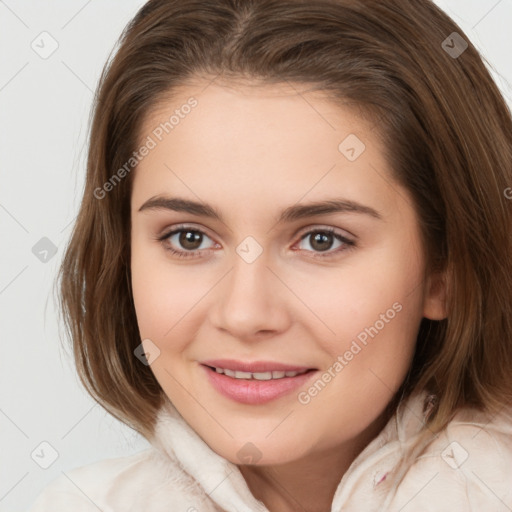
[204,429,309,467]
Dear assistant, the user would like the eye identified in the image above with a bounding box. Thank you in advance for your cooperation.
[295,227,355,258]
[158,225,218,259]
[157,224,355,260]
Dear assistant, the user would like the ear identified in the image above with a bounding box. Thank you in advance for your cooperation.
[422,270,448,320]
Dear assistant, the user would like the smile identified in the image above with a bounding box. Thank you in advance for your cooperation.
[210,367,310,380]
[200,360,317,404]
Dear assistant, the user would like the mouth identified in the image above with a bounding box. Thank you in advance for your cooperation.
[200,359,317,404]
[208,366,310,380]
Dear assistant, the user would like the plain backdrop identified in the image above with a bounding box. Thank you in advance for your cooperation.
[1,1,511,510]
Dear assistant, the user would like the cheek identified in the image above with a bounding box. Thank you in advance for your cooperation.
[293,241,424,380]
[131,238,205,346]
[300,255,420,333]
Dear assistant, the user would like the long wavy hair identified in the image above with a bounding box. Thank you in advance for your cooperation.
[57,0,512,486]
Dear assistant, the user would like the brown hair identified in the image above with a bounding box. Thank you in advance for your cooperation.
[58,0,512,465]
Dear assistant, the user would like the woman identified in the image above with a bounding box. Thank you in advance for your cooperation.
[30,0,512,510]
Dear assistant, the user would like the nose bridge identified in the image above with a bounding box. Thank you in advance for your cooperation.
[225,249,273,315]
[225,233,272,300]
[211,245,290,338]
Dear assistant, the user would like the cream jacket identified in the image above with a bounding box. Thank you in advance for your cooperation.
[28,391,512,511]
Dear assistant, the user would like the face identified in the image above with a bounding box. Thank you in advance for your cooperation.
[130,80,443,466]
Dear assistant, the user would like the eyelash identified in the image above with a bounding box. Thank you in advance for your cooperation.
[156,224,355,260]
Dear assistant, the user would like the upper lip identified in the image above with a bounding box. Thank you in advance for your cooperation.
[201,359,316,373]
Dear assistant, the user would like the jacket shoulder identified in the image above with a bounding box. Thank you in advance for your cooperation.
[27,450,154,511]
[27,447,219,512]
[388,406,512,511]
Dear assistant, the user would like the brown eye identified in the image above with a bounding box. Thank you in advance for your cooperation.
[296,228,354,258]
[160,226,217,257]
[309,232,335,252]
[178,230,203,250]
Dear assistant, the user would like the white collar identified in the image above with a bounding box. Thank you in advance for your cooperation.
[150,391,432,511]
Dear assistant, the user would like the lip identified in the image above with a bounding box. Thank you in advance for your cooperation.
[201,359,314,373]
[200,359,317,405]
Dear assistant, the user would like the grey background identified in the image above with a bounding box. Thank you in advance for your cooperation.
[1,1,511,510]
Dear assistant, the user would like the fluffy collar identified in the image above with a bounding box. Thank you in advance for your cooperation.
[149,391,432,511]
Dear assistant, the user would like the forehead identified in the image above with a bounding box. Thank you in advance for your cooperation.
[143,78,372,149]
[131,80,399,221]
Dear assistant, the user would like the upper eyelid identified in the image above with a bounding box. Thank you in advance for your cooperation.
[295,224,354,240]
[162,223,215,239]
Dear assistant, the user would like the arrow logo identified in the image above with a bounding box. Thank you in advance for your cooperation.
[442,32,467,59]
[32,237,57,263]
[236,236,263,263]
[338,134,365,161]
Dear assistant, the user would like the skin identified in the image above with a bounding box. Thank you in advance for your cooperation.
[130,79,446,512]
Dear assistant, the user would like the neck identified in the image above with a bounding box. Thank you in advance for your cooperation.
[238,409,391,512]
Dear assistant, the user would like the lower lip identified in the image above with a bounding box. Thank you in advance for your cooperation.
[202,365,316,405]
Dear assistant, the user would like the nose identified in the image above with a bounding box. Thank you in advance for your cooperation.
[210,251,292,341]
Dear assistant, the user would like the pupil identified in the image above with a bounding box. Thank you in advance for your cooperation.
[311,232,333,252]
[179,230,202,250]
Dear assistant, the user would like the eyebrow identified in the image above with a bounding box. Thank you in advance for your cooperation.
[138,196,382,223]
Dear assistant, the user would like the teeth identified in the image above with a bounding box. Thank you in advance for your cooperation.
[213,367,308,380]
[253,372,272,380]
[235,371,253,379]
